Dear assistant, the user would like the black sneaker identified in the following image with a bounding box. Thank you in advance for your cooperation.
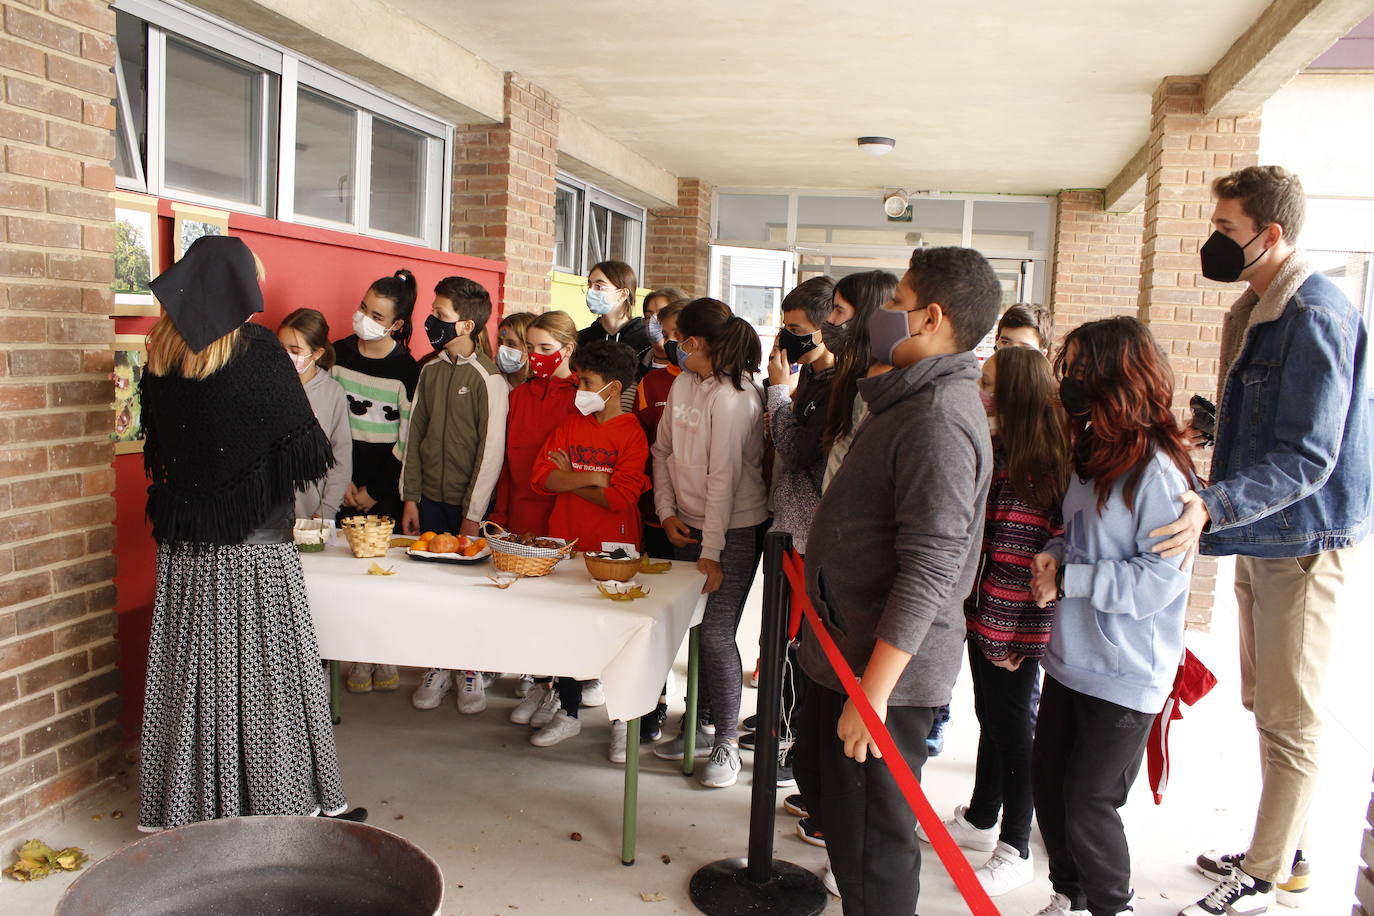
[1196,849,1308,907]
[743,714,758,731]
[783,794,808,818]
[796,816,826,848]
[740,732,756,751]
[1180,868,1274,915]
[775,744,796,787]
[324,807,368,823]
[640,702,668,743]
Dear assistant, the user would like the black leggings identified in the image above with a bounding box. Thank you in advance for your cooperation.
[963,642,1039,856]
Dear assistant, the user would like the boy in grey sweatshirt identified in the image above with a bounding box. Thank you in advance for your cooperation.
[792,247,1000,916]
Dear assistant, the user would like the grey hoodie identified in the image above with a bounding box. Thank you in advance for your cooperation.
[800,351,991,707]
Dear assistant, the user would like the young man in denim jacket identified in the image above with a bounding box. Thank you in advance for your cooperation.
[1154,166,1372,916]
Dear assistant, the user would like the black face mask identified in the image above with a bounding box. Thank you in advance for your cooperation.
[1059,377,1093,419]
[779,328,819,364]
[1200,228,1267,283]
[664,340,680,367]
[425,314,460,351]
[820,320,849,354]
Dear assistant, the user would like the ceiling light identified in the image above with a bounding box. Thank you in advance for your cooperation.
[857,136,896,157]
[883,190,910,218]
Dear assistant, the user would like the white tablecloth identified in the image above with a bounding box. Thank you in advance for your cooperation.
[300,545,706,721]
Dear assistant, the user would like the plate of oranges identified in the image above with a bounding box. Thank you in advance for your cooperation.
[407,531,490,564]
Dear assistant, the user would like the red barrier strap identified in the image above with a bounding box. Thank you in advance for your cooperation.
[783,550,1001,916]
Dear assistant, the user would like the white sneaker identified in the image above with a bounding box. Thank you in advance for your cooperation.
[609,719,628,764]
[456,670,487,714]
[371,664,399,691]
[975,842,1034,896]
[820,861,839,897]
[531,709,582,747]
[916,804,998,852]
[411,668,452,709]
[530,682,562,728]
[1180,870,1274,915]
[580,678,606,707]
[510,682,549,724]
[514,674,535,698]
[1034,893,1090,916]
[700,743,741,788]
[346,662,374,693]
[481,671,499,690]
[652,719,716,760]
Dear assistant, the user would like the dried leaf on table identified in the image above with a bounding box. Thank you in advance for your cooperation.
[639,891,667,902]
[597,584,650,601]
[639,557,672,574]
[365,562,396,576]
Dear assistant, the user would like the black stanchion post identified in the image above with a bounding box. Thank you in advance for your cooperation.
[689,531,827,915]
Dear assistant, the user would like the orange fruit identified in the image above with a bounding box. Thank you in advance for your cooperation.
[460,537,487,557]
[421,531,438,541]
[429,533,460,554]
[413,539,430,552]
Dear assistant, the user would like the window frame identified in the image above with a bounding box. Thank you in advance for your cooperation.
[555,170,646,279]
[113,0,452,249]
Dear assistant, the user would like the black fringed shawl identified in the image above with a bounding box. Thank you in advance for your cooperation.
[141,322,334,545]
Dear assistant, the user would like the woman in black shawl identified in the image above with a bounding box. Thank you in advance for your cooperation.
[137,236,361,830]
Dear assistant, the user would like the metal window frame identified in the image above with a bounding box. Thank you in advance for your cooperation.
[112,37,146,191]
[552,180,583,273]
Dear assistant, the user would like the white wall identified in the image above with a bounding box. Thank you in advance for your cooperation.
[1261,72,1374,199]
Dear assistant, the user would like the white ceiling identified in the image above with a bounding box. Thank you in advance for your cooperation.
[390,0,1275,194]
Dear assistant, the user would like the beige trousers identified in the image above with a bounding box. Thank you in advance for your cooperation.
[1234,548,1349,883]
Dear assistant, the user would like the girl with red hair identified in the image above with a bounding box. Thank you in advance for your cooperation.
[1027,317,1195,916]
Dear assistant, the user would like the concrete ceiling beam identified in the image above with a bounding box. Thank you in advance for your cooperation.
[1104,142,1149,213]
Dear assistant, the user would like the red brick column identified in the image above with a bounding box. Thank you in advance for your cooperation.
[449,73,558,314]
[1,0,121,831]
[1136,75,1260,628]
[645,177,712,297]
[1049,190,1143,345]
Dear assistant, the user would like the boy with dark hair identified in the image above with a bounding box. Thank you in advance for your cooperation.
[793,246,1001,914]
[1152,165,1371,916]
[995,302,1051,354]
[529,340,650,751]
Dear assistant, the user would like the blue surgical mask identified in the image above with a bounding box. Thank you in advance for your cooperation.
[586,288,617,315]
[673,340,693,372]
[496,345,525,374]
[646,314,664,344]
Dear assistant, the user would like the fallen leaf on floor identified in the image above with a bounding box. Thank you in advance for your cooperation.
[366,562,397,576]
[4,839,88,881]
[89,815,101,821]
[110,810,123,820]
[639,892,667,902]
[569,832,583,842]
[660,854,671,864]
[394,815,404,820]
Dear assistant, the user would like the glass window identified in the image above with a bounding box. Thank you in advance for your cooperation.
[163,37,267,207]
[607,208,641,267]
[294,89,356,224]
[113,11,146,184]
[554,183,581,271]
[369,117,426,238]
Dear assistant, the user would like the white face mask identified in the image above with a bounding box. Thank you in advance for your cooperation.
[290,352,312,374]
[574,382,615,416]
[496,345,526,374]
[353,309,392,342]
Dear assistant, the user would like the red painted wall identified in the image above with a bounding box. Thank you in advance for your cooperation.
[114,197,506,741]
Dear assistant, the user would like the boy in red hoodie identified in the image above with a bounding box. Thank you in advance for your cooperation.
[529,340,649,749]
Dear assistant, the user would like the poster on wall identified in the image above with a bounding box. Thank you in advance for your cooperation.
[172,201,230,261]
[111,334,147,454]
[112,191,160,317]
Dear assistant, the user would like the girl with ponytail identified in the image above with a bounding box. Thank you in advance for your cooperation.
[650,298,769,789]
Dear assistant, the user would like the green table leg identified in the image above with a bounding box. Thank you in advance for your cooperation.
[621,716,641,866]
[683,625,701,777]
[329,660,342,725]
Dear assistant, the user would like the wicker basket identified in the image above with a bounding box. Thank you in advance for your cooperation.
[339,515,394,558]
[584,553,640,583]
[482,522,575,578]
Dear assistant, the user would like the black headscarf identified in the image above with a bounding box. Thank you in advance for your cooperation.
[149,235,263,354]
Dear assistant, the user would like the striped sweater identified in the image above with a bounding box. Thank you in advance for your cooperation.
[963,442,1062,662]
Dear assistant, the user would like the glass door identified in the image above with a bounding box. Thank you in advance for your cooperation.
[709,245,796,339]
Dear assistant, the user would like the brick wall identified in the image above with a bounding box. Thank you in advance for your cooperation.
[1137,75,1260,628]
[450,72,558,314]
[1049,189,1143,343]
[645,177,712,297]
[0,0,121,832]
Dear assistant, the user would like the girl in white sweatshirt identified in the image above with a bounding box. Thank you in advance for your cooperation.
[651,298,770,789]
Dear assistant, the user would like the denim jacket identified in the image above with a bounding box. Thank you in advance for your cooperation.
[1200,253,1372,558]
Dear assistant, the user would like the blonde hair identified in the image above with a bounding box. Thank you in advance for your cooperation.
[528,310,579,351]
[146,315,240,380]
[145,246,265,380]
[498,310,537,346]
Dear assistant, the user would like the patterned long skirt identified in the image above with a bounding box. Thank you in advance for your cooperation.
[138,542,348,831]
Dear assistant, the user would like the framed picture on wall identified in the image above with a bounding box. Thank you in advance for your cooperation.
[172,201,230,261]
[112,191,160,317]
[111,334,148,454]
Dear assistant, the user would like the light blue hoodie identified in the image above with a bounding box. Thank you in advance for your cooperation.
[1041,450,1192,714]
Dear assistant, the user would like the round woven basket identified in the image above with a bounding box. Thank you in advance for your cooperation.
[339,515,394,558]
[482,522,575,578]
[584,553,639,583]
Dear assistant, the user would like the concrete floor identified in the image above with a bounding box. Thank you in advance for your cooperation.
[2,545,1370,916]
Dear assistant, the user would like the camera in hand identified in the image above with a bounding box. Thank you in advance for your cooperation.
[1190,395,1217,445]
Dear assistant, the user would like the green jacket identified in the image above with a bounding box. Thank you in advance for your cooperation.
[400,349,508,521]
